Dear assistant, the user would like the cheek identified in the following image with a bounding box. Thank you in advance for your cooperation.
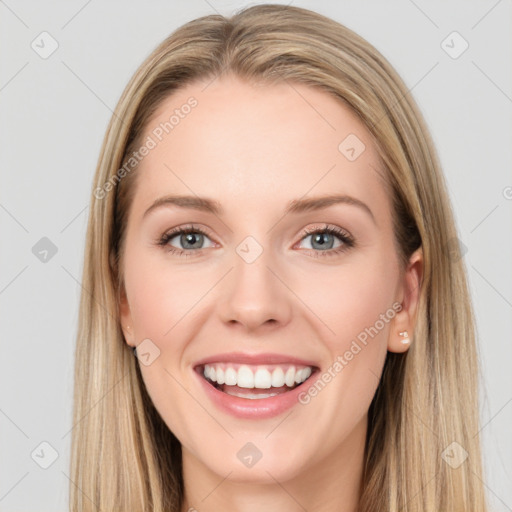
[125,248,205,341]
[124,250,207,437]
[293,254,399,349]
[290,260,397,448]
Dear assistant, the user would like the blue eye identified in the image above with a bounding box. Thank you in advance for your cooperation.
[158,226,214,255]
[297,225,354,256]
[157,224,354,258]
[301,231,342,250]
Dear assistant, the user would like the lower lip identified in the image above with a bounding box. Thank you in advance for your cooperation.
[195,370,315,420]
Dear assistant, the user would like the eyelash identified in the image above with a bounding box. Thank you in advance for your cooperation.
[156,224,355,258]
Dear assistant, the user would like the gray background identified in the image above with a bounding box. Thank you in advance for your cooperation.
[1,1,511,510]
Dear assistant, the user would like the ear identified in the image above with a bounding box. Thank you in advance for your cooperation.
[119,285,136,347]
[388,247,423,353]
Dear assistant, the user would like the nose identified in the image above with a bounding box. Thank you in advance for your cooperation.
[217,248,293,332]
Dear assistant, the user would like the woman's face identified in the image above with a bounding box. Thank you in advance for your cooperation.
[119,74,422,485]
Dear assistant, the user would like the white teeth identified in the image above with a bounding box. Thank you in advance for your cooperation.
[224,390,280,399]
[237,365,254,388]
[285,367,296,387]
[203,363,313,389]
[254,368,272,389]
[271,367,285,387]
[224,367,237,386]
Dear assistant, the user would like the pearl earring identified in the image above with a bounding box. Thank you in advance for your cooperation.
[399,331,410,344]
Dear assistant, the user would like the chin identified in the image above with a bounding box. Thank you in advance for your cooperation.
[190,436,313,484]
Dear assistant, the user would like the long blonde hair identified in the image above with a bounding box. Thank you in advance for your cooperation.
[70,4,488,511]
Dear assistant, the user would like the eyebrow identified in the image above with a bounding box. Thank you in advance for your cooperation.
[143,194,375,224]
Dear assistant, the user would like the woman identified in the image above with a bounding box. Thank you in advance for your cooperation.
[71,4,488,511]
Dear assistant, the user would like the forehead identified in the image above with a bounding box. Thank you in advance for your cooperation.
[130,75,389,222]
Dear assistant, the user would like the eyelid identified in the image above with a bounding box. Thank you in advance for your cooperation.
[157,223,355,257]
[159,223,217,246]
[295,224,352,243]
[292,224,354,253]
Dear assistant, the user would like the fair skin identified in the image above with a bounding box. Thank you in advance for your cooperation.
[119,74,422,512]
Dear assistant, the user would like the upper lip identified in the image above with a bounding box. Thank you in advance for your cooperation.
[193,352,319,368]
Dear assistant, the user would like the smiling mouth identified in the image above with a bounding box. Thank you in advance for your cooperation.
[196,363,317,399]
